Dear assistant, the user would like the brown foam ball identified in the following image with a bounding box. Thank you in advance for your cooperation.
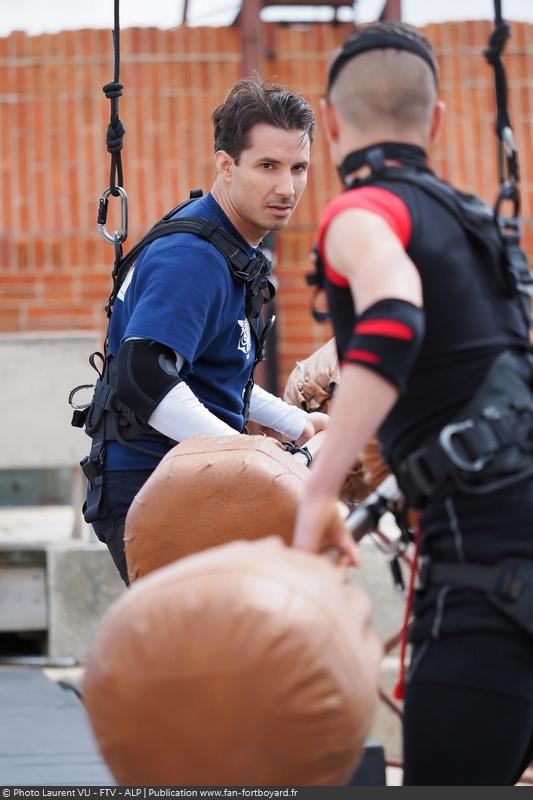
[125,434,312,582]
[83,537,382,787]
[283,341,367,504]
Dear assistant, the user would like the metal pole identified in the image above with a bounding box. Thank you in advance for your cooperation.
[379,0,402,21]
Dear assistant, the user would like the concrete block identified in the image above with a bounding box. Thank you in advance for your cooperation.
[0,331,100,469]
[46,542,125,661]
[0,535,124,661]
[0,565,47,632]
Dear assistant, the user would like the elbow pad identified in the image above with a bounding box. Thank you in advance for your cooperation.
[116,339,183,424]
[341,298,425,393]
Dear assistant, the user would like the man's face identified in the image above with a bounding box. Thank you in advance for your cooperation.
[220,123,310,243]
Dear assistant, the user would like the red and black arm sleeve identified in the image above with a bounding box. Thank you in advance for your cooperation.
[342,297,425,393]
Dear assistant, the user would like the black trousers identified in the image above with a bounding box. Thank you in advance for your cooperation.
[91,469,153,585]
[403,630,533,785]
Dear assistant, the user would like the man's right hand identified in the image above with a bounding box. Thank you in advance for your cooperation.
[293,494,359,566]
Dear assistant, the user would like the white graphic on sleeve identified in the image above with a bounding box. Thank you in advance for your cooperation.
[237,319,252,355]
[117,264,136,301]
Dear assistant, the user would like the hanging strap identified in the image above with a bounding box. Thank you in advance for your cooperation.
[97,0,128,249]
[483,2,532,327]
[102,0,126,195]
[483,0,519,186]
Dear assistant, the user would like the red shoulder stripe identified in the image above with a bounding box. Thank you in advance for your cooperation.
[343,349,381,365]
[355,319,414,340]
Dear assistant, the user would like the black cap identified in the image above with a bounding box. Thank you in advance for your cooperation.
[327,27,437,94]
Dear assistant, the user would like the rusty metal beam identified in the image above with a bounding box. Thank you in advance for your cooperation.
[239,0,263,76]
[234,1,353,26]
[379,0,402,21]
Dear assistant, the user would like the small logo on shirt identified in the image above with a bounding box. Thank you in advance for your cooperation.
[237,319,251,355]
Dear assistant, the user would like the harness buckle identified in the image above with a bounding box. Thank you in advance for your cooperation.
[499,569,525,602]
[415,555,430,591]
[80,454,104,483]
[439,419,492,473]
[489,562,533,636]
[398,447,440,504]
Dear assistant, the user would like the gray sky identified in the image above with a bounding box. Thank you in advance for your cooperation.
[1,0,532,36]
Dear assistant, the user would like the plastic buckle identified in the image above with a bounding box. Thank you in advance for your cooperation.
[228,249,257,283]
[439,420,491,473]
[499,567,525,602]
[488,563,533,637]
[402,448,438,500]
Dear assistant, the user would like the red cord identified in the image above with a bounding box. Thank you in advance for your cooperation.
[393,514,421,701]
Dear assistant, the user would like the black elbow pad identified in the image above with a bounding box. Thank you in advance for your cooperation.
[116,339,182,424]
[341,298,425,393]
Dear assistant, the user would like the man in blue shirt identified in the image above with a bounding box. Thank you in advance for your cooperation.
[86,78,328,583]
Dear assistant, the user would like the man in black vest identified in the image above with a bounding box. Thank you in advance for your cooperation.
[294,22,533,785]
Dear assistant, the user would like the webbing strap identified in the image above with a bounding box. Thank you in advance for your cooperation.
[105,215,273,319]
[419,559,526,600]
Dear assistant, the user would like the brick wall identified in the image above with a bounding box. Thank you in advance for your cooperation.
[1,21,532,389]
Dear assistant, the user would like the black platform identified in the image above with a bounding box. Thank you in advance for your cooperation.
[0,666,113,785]
[0,666,387,786]
[348,739,387,786]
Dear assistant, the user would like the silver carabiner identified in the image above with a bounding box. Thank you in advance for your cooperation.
[98,185,128,245]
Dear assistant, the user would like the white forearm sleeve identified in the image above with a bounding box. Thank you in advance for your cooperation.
[148,381,237,441]
[249,384,307,439]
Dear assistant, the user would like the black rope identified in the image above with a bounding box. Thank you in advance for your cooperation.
[102,0,126,195]
[483,0,519,185]
[482,2,532,330]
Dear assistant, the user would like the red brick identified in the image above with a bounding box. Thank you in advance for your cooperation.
[0,274,37,298]
[26,304,94,326]
[0,306,23,331]
[33,239,46,269]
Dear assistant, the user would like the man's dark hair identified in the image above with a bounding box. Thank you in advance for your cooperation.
[328,21,437,93]
[212,77,315,163]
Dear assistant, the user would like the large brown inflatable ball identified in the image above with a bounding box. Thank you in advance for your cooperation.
[83,537,382,787]
[125,434,313,582]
